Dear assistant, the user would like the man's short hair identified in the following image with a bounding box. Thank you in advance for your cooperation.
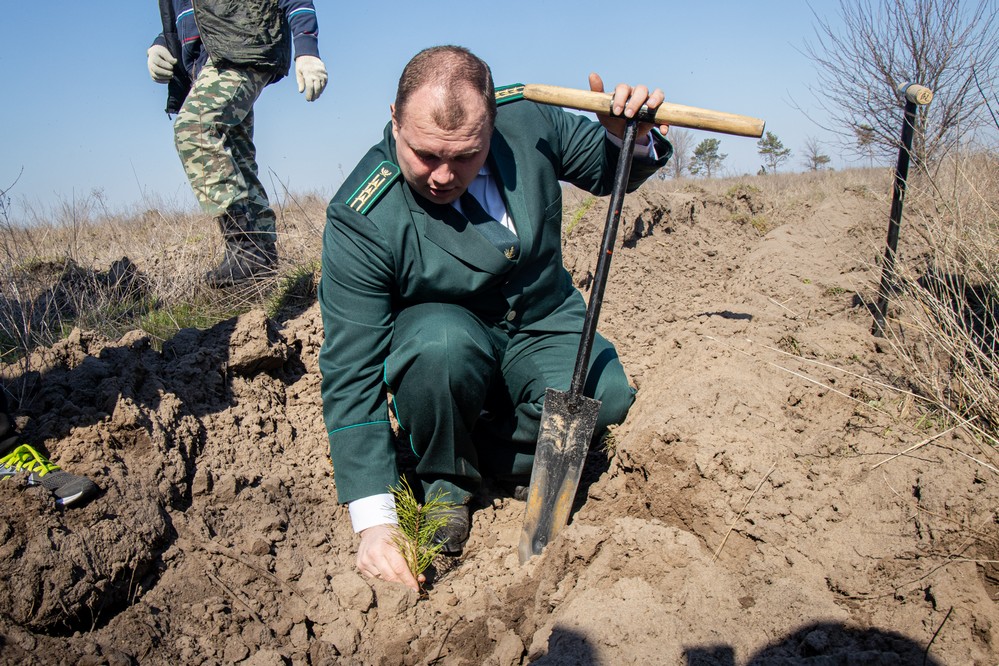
[395,45,497,130]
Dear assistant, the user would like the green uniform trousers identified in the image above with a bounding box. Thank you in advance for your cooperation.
[384,302,635,503]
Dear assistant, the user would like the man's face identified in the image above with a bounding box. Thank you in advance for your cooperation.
[392,86,492,205]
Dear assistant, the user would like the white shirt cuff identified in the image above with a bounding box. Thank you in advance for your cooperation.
[605,128,658,160]
[348,493,398,533]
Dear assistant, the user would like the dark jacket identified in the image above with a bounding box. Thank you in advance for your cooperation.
[154,0,321,114]
[319,87,672,503]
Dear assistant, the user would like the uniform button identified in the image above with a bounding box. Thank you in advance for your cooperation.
[506,310,516,321]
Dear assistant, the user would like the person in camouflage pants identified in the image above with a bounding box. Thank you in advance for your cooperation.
[148,0,328,287]
[173,63,278,267]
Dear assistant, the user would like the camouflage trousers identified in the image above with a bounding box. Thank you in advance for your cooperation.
[173,62,276,241]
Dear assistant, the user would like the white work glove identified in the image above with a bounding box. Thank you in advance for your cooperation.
[147,44,177,83]
[295,55,328,102]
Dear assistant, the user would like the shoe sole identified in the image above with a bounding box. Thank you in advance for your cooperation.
[29,470,100,507]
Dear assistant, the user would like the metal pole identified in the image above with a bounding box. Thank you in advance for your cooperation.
[871,82,934,337]
[569,119,639,396]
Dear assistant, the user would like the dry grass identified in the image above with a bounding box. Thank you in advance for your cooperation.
[0,185,328,373]
[871,151,999,448]
[642,166,891,210]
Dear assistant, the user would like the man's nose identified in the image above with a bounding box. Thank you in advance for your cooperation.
[430,163,454,184]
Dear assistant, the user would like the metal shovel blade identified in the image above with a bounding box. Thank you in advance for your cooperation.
[518,387,601,563]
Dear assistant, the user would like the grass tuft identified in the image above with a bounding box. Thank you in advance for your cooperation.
[139,300,247,348]
[865,150,999,445]
[565,196,597,236]
[266,260,320,321]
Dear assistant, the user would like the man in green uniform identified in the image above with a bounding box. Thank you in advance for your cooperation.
[320,45,671,590]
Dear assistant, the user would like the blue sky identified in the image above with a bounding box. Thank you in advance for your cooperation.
[1,2,846,221]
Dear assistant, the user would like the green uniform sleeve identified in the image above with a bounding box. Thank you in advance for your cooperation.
[319,201,400,504]
[538,103,672,195]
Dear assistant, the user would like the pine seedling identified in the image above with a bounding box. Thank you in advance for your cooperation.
[389,476,455,588]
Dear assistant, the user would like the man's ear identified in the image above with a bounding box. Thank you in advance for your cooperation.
[390,104,399,136]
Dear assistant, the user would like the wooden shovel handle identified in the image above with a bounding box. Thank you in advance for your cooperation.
[522,83,766,138]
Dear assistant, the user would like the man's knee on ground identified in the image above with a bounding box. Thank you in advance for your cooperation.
[390,304,494,395]
[596,381,635,432]
[592,355,635,432]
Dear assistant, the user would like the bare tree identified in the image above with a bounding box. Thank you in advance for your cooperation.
[660,128,693,179]
[855,124,878,167]
[802,136,832,170]
[803,0,999,166]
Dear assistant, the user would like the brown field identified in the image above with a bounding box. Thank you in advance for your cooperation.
[0,166,996,665]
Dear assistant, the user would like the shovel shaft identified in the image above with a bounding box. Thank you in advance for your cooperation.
[523,84,765,138]
[570,119,639,396]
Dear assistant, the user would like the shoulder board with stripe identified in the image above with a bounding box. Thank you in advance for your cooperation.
[495,84,525,105]
[347,161,401,214]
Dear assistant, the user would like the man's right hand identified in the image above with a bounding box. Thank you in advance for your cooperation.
[147,45,177,83]
[357,524,423,592]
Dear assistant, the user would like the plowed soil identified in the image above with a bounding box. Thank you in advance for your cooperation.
[1,176,996,665]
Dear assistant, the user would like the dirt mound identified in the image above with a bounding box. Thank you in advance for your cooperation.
[0,180,996,665]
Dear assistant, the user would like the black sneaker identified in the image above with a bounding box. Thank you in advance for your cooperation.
[0,444,99,507]
[432,505,470,556]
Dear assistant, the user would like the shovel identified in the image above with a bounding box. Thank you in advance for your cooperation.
[518,86,764,563]
[518,117,640,563]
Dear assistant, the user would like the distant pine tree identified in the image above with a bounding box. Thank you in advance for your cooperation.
[689,138,727,178]
[757,131,792,174]
[802,136,832,171]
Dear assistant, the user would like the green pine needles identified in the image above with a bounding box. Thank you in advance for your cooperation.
[389,477,455,587]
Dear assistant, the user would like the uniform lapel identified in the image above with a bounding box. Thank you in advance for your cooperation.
[413,193,514,276]
[488,129,534,261]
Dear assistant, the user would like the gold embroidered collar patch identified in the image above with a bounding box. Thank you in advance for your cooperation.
[347,161,401,214]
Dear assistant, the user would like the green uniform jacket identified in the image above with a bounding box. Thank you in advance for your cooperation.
[320,88,671,504]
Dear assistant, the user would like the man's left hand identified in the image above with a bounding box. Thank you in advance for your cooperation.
[296,55,328,102]
[588,73,668,141]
